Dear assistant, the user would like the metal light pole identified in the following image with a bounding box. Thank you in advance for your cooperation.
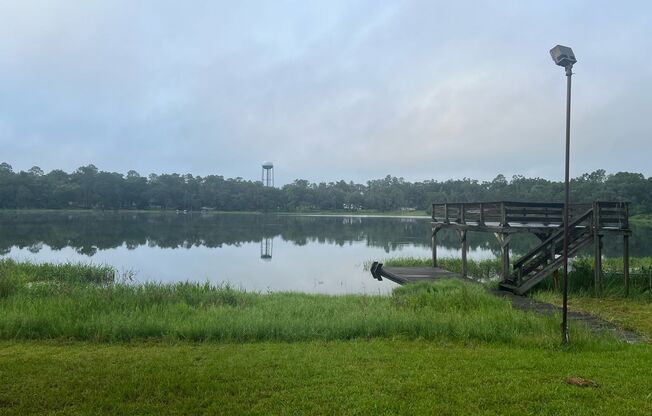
[550,45,577,344]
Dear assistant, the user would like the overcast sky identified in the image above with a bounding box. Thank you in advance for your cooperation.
[0,1,650,184]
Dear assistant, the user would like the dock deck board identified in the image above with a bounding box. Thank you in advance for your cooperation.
[370,264,458,285]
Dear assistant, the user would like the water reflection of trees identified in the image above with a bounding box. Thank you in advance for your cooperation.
[0,212,650,258]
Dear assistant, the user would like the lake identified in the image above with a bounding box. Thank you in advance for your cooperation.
[1,211,650,294]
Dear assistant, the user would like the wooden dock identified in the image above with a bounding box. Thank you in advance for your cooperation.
[370,262,458,285]
[430,201,631,295]
[370,201,631,296]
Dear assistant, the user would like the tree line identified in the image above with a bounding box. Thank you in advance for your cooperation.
[1,162,651,214]
[3,210,650,258]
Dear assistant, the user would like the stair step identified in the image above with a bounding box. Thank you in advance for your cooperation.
[510,232,593,295]
[514,235,594,294]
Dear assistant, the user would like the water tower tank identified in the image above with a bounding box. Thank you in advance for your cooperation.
[261,162,274,187]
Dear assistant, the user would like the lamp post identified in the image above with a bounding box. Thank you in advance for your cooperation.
[550,45,577,344]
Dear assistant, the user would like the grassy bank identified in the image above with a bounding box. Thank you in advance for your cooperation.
[0,259,606,347]
[381,256,652,338]
[2,259,651,415]
[1,340,650,415]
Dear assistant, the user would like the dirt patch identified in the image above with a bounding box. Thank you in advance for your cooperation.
[564,376,599,388]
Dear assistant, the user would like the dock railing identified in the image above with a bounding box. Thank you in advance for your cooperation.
[432,201,628,230]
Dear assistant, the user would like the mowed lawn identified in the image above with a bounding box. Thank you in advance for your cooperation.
[1,340,651,415]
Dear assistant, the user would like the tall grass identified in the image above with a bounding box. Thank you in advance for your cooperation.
[0,259,115,299]
[0,258,115,285]
[535,256,652,298]
[0,259,609,347]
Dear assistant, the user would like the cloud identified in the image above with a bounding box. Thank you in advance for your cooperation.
[0,0,650,183]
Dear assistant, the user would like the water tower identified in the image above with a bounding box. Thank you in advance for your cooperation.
[261,161,274,187]
[260,237,273,261]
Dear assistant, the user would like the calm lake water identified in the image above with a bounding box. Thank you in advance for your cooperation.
[1,211,650,294]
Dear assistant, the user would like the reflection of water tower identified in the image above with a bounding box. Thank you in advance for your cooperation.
[260,237,273,261]
[261,161,274,187]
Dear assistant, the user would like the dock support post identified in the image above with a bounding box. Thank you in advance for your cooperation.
[594,234,602,296]
[494,233,511,282]
[501,236,509,282]
[459,230,468,278]
[624,234,630,297]
[592,201,602,296]
[432,226,440,267]
[551,244,559,291]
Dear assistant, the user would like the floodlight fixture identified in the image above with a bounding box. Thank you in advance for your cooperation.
[550,45,577,68]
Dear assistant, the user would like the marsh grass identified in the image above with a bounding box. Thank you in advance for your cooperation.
[535,256,652,298]
[0,259,615,348]
[0,258,115,285]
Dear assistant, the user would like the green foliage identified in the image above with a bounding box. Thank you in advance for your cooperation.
[0,260,609,347]
[1,163,652,213]
[0,258,115,285]
[391,280,504,312]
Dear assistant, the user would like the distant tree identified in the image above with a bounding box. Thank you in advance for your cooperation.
[0,162,651,214]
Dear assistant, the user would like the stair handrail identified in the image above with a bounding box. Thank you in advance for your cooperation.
[512,208,594,270]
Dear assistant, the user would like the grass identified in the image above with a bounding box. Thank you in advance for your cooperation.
[381,255,652,338]
[533,291,652,340]
[1,259,651,415]
[0,258,116,283]
[1,340,651,415]
[0,258,116,298]
[631,213,652,225]
[0,259,612,347]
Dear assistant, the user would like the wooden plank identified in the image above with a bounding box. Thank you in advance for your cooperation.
[377,266,458,285]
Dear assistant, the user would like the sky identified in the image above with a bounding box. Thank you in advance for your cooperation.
[0,0,651,185]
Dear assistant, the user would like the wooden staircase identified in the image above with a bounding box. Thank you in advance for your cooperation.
[499,209,594,295]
